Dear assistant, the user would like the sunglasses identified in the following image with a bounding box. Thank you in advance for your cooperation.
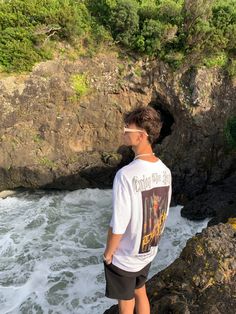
[123,127,148,136]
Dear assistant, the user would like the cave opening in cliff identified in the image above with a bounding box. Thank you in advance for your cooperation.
[149,101,175,145]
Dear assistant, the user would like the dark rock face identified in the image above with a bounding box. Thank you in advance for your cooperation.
[151,67,236,205]
[207,204,236,227]
[104,223,236,314]
[181,172,236,221]
[0,55,134,191]
[0,54,236,210]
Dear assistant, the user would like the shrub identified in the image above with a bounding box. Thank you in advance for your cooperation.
[0,27,43,72]
[0,0,93,72]
[138,19,163,54]
[157,0,183,25]
[203,53,228,68]
[71,74,89,97]
[46,1,91,42]
[109,0,139,45]
[86,0,117,26]
[163,51,185,69]
[1,0,236,75]
[138,1,159,22]
[226,59,236,77]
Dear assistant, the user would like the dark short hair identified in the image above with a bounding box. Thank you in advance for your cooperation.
[124,106,162,145]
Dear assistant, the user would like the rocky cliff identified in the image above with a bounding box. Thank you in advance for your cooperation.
[104,222,236,314]
[1,50,236,314]
[0,50,236,211]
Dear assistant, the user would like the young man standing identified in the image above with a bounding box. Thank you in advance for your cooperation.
[103,106,172,314]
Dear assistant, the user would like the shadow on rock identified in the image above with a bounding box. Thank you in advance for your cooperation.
[0,147,133,192]
[181,172,236,221]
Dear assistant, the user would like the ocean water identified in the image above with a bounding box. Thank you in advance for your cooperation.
[0,189,209,314]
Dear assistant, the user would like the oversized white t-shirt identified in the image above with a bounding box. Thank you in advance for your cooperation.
[110,158,172,272]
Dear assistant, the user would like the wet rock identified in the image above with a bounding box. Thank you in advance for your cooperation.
[104,305,118,314]
[181,172,236,221]
[104,224,236,314]
[147,223,236,314]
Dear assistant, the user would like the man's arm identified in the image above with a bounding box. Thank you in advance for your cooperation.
[103,227,123,264]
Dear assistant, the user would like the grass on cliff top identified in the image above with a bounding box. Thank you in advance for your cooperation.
[0,0,235,76]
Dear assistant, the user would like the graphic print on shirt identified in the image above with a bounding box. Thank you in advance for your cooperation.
[139,186,170,254]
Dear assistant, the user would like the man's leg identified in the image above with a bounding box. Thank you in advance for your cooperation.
[118,298,135,314]
[134,284,150,314]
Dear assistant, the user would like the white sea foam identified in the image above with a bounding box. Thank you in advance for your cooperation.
[0,189,209,314]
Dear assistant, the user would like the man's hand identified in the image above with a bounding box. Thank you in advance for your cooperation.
[103,253,113,265]
[104,227,123,264]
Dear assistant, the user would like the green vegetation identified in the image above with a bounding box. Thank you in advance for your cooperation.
[33,134,44,143]
[226,58,236,77]
[0,0,109,72]
[134,64,142,77]
[39,157,56,168]
[70,73,89,97]
[0,0,235,74]
[88,0,236,72]
[203,53,228,68]
[225,116,236,150]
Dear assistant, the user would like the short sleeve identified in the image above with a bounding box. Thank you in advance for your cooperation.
[166,171,172,216]
[109,171,131,234]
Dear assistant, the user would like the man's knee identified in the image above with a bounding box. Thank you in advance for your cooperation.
[118,298,135,313]
[134,284,147,298]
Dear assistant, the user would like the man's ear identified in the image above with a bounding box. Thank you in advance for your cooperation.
[139,132,146,142]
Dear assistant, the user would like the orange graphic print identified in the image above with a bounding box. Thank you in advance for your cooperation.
[139,186,170,254]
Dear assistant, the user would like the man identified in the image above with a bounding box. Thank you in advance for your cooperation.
[103,106,172,314]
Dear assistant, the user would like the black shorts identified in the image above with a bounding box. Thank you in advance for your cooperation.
[104,262,151,300]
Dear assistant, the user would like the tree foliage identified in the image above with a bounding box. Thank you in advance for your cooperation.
[109,0,139,45]
[88,0,236,72]
[0,0,93,72]
[0,0,235,73]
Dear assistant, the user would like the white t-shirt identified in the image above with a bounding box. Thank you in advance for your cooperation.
[110,158,172,272]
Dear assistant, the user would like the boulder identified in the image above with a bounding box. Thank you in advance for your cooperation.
[104,223,236,314]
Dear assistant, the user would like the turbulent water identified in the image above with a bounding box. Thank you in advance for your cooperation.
[0,189,209,314]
